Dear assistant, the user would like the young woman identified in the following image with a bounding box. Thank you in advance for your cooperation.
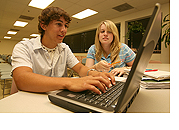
[85,20,136,77]
[11,7,115,95]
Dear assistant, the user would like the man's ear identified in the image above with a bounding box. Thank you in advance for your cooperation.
[40,22,47,30]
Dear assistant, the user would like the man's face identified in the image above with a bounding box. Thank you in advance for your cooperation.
[42,16,69,44]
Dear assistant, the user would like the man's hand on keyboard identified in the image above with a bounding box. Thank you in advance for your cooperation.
[65,75,115,95]
[88,71,116,86]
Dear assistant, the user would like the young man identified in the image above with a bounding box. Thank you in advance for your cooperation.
[11,7,115,95]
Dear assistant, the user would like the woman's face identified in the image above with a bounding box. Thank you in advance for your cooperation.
[99,24,114,46]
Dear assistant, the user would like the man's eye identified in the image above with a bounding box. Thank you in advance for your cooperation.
[57,23,62,26]
[65,24,69,28]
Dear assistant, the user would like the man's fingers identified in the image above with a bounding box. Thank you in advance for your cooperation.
[107,73,116,85]
[86,84,102,95]
[85,77,108,94]
[91,79,106,93]
[84,71,116,94]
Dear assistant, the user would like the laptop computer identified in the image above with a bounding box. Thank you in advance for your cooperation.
[48,3,161,113]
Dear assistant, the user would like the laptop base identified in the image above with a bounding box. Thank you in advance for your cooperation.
[48,94,99,113]
[48,87,140,113]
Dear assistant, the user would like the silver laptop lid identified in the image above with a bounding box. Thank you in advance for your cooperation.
[115,3,161,112]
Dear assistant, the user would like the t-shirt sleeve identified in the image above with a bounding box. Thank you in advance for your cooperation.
[123,44,136,63]
[65,44,79,68]
[87,45,95,60]
[11,41,33,72]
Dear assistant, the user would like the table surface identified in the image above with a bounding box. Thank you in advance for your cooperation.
[0,64,170,113]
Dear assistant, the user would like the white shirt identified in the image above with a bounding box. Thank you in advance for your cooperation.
[11,36,79,77]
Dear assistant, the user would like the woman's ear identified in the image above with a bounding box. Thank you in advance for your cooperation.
[40,22,47,31]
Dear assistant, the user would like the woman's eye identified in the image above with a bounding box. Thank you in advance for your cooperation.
[107,31,112,33]
[100,30,105,33]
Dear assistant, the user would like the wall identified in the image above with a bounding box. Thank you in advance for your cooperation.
[67,3,170,63]
[0,3,170,63]
[0,39,18,55]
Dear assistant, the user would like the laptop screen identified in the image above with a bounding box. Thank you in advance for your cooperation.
[115,3,161,112]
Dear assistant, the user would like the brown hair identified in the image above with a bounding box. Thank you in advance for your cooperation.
[95,20,121,64]
[38,7,72,36]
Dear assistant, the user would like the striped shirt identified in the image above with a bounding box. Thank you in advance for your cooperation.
[87,43,136,71]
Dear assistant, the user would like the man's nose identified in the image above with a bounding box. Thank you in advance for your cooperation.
[61,25,66,32]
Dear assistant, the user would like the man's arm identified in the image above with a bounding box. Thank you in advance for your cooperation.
[13,65,115,94]
[72,63,116,88]
[13,66,68,92]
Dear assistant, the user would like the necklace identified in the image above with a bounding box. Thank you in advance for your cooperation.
[41,44,57,52]
[41,44,57,64]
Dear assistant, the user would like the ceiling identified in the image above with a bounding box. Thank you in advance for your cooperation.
[0,0,169,42]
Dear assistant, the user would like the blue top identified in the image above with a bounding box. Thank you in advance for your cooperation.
[87,43,136,72]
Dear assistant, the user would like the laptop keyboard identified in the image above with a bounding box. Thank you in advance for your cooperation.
[75,81,124,108]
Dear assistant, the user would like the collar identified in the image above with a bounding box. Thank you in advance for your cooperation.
[101,53,111,60]
[31,36,65,53]
[31,36,42,51]
[57,43,66,53]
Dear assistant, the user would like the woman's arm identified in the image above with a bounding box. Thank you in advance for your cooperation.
[110,59,135,77]
[85,58,96,69]
[126,59,135,67]
[85,58,112,72]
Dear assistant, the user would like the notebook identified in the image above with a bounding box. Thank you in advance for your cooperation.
[48,3,161,113]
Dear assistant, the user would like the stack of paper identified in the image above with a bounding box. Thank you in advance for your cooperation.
[140,78,170,89]
[142,70,170,89]
[144,70,170,81]
[124,68,170,89]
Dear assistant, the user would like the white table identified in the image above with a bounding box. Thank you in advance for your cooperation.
[0,64,170,113]
[127,88,170,113]
[0,91,70,113]
[0,88,170,113]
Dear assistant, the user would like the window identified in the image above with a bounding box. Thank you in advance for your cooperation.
[63,24,120,53]
[127,17,161,53]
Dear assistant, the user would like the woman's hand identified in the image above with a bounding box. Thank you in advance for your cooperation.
[95,60,112,72]
[110,67,127,77]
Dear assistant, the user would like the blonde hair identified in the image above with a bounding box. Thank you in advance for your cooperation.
[95,20,121,64]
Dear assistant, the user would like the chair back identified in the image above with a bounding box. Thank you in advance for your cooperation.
[10,78,18,94]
